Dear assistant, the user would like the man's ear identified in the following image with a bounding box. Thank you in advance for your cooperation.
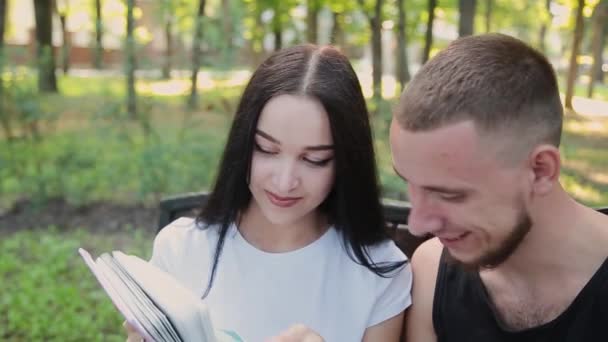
[527,144,561,196]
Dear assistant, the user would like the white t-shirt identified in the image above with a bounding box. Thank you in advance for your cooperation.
[150,217,412,342]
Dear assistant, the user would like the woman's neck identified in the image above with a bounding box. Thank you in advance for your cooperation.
[237,201,329,253]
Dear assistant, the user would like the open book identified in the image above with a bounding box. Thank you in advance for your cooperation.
[78,248,243,342]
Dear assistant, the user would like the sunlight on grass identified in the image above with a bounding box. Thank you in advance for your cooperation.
[563,119,608,136]
[561,173,605,204]
[136,71,252,97]
[358,73,401,99]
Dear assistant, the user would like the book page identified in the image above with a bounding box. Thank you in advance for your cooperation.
[101,254,181,342]
[78,248,156,342]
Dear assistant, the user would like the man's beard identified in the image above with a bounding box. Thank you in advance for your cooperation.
[445,208,532,271]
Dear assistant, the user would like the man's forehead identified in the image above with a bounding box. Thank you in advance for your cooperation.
[390,119,494,183]
[391,120,480,154]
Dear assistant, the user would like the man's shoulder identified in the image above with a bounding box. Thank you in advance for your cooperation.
[411,237,443,274]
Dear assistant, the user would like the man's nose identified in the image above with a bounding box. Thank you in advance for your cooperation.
[407,187,443,236]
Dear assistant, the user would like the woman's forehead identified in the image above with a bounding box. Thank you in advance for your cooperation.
[257,95,333,146]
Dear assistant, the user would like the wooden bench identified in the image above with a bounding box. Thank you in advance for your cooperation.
[158,191,608,258]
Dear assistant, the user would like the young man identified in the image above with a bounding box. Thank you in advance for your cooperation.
[391,33,608,341]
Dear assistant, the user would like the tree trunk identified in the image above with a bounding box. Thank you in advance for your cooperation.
[162,15,172,79]
[33,0,58,93]
[458,0,476,37]
[273,21,282,51]
[587,0,608,97]
[94,0,103,69]
[422,0,436,64]
[565,0,586,110]
[307,0,319,44]
[538,0,552,53]
[396,0,410,89]
[0,0,6,137]
[125,0,136,118]
[222,0,233,57]
[484,0,492,32]
[599,24,607,83]
[59,13,69,74]
[358,0,384,102]
[188,0,206,109]
[330,11,344,47]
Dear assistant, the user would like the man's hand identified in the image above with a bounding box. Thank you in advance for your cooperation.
[266,324,324,342]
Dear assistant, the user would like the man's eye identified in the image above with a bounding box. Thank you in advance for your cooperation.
[439,193,465,202]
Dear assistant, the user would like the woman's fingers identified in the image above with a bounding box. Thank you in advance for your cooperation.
[122,321,144,342]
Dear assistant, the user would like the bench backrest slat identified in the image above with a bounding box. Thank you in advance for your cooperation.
[159,191,608,258]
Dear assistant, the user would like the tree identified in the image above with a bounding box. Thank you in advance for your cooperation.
[125,0,136,118]
[55,0,70,74]
[331,11,347,47]
[0,0,6,128]
[188,0,206,110]
[222,0,234,57]
[0,0,6,76]
[33,0,58,93]
[357,0,385,103]
[161,0,174,79]
[458,0,476,37]
[565,0,586,110]
[538,0,552,53]
[587,0,608,97]
[421,0,437,64]
[307,0,320,43]
[396,0,410,89]
[93,0,103,69]
[484,0,493,32]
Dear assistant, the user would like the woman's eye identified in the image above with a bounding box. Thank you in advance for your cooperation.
[304,157,333,167]
[254,143,276,154]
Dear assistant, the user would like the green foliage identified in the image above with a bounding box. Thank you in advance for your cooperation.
[0,74,232,206]
[0,227,153,341]
[1,72,607,210]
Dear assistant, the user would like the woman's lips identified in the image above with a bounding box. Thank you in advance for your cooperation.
[265,191,302,208]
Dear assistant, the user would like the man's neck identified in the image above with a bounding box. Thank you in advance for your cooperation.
[477,192,608,330]
[489,193,607,281]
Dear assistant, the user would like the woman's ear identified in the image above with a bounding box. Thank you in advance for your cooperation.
[527,144,561,196]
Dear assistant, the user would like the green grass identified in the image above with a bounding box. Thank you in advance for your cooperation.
[0,227,154,341]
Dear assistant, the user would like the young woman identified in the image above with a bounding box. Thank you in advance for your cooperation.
[131,45,412,342]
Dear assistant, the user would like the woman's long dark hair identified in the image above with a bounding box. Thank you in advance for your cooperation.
[197,45,406,298]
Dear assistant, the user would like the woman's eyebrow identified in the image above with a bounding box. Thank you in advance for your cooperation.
[256,129,333,151]
[255,129,279,143]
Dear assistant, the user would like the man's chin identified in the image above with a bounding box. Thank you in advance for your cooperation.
[443,249,484,272]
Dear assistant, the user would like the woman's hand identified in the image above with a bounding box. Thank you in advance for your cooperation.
[266,324,324,342]
[123,321,144,342]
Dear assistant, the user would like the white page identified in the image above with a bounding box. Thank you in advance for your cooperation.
[113,251,218,342]
[103,254,181,342]
[101,254,180,342]
[78,248,156,342]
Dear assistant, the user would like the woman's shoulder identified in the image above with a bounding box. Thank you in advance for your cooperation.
[365,238,409,264]
[154,217,219,251]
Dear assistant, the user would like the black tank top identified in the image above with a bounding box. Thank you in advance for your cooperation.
[433,250,608,342]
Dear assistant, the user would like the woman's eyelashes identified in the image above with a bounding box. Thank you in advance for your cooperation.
[254,142,333,167]
[303,157,333,167]
[254,142,277,154]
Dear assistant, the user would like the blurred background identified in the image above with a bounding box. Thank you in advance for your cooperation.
[0,0,607,340]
